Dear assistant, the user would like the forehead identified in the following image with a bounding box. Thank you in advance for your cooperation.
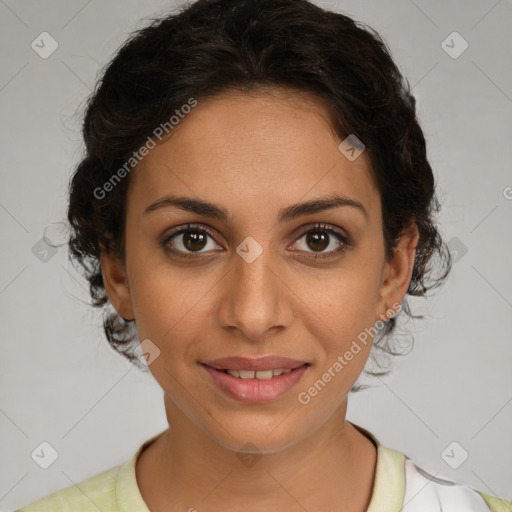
[128,88,380,222]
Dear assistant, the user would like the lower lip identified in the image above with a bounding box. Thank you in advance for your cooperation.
[202,364,308,403]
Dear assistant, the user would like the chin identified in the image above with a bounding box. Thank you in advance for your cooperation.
[201,411,316,455]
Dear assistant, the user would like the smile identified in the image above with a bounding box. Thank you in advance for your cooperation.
[202,363,309,403]
[224,369,293,379]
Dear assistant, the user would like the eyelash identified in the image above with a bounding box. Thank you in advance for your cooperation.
[162,223,351,260]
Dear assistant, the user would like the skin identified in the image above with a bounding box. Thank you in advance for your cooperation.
[100,86,419,512]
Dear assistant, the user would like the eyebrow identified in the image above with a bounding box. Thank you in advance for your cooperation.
[143,193,368,222]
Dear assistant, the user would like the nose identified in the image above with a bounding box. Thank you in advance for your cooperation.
[215,240,295,342]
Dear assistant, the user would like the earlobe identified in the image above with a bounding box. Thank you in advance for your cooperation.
[377,223,419,319]
[100,252,135,321]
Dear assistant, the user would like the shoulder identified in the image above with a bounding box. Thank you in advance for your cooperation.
[349,423,510,512]
[16,429,166,512]
[15,464,121,511]
[401,457,512,512]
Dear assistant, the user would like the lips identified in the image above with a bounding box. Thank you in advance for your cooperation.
[201,358,309,404]
[202,355,307,371]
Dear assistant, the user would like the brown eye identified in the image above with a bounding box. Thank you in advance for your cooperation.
[292,224,348,258]
[163,224,219,257]
[305,230,330,252]
[181,230,208,251]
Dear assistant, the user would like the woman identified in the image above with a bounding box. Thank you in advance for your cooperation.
[18,0,511,510]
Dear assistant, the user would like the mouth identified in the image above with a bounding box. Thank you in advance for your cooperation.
[220,368,295,379]
[202,355,307,372]
[200,358,309,403]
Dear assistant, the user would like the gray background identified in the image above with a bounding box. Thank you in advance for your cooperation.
[1,0,511,509]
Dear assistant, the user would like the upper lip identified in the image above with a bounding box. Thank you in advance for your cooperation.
[202,356,307,371]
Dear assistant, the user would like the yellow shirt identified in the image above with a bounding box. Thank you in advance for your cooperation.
[17,423,512,511]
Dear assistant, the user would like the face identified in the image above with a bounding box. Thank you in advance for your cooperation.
[101,87,417,453]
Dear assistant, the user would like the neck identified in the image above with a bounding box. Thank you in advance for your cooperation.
[136,395,377,512]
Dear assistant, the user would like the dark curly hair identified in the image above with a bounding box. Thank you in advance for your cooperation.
[67,0,451,384]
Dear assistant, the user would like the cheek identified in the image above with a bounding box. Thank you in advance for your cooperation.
[289,261,383,390]
[295,261,382,333]
[296,273,379,403]
[126,248,218,354]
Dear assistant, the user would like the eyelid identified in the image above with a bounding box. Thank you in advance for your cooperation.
[166,223,216,239]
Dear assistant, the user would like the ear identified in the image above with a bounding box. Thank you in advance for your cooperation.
[376,222,419,320]
[100,251,135,321]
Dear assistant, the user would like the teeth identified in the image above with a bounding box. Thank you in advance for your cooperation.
[225,368,293,379]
